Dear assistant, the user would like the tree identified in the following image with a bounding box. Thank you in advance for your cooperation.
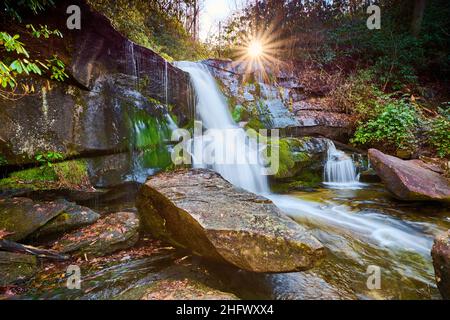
[410,0,427,37]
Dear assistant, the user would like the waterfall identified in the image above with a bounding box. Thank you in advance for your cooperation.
[176,61,432,255]
[176,61,269,194]
[323,140,360,187]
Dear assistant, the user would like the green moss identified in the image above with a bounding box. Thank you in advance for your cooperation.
[53,160,89,186]
[10,167,57,181]
[0,160,89,191]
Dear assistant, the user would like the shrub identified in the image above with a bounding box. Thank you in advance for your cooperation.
[428,116,450,158]
[352,100,419,152]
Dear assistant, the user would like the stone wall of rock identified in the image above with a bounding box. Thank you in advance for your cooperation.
[0,0,194,165]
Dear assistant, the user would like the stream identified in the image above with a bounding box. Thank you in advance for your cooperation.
[19,61,449,300]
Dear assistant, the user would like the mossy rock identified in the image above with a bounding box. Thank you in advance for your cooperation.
[0,160,90,192]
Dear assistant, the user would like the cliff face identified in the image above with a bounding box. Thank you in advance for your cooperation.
[0,0,194,165]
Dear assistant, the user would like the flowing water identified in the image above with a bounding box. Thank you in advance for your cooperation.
[176,61,449,299]
[323,140,362,188]
[19,61,448,300]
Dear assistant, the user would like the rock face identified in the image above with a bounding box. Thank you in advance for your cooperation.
[0,0,193,165]
[203,59,353,142]
[368,149,450,202]
[0,197,100,241]
[0,252,38,286]
[432,230,450,299]
[51,212,139,257]
[136,169,324,272]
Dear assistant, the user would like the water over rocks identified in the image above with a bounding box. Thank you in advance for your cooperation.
[137,168,325,272]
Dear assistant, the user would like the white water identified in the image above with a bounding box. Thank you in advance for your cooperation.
[176,61,269,194]
[323,140,362,188]
[176,61,433,256]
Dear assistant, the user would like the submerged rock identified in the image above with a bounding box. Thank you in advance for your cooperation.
[0,197,100,241]
[0,251,38,286]
[432,230,450,299]
[136,169,324,272]
[368,149,450,202]
[51,212,139,257]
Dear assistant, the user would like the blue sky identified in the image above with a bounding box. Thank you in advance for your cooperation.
[200,0,246,41]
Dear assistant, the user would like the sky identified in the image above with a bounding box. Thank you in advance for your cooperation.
[199,0,246,41]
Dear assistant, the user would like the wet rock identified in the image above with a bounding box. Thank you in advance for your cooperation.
[124,278,239,300]
[0,251,38,286]
[34,203,100,238]
[369,149,450,202]
[136,169,324,272]
[0,197,100,241]
[359,169,381,183]
[0,198,70,241]
[432,230,450,299]
[51,212,139,257]
[0,0,193,166]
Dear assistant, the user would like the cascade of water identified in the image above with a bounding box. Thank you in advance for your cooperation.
[176,61,433,256]
[323,140,360,187]
[176,61,269,194]
[126,40,139,83]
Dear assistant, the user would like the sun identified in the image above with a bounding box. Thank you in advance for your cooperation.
[248,40,264,58]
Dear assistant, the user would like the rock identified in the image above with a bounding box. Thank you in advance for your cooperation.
[51,212,139,257]
[0,251,38,286]
[359,169,381,183]
[0,198,70,241]
[136,169,324,272]
[0,197,100,241]
[34,204,100,238]
[432,230,450,299]
[133,279,239,300]
[368,149,450,202]
[0,0,193,165]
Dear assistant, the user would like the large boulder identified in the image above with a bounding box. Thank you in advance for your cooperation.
[0,197,100,241]
[368,149,450,202]
[0,0,192,165]
[136,169,324,272]
[432,230,450,299]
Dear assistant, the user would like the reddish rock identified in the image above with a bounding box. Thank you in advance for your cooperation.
[368,149,450,202]
[431,230,450,299]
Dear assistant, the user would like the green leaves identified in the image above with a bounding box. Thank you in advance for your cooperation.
[428,116,450,158]
[26,24,63,39]
[35,151,64,168]
[352,100,419,152]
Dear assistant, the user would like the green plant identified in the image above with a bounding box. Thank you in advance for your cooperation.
[0,155,7,166]
[35,151,64,168]
[352,100,419,152]
[26,24,62,39]
[46,55,68,82]
[428,116,450,158]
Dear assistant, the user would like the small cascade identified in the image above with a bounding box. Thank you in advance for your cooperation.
[126,40,139,84]
[323,141,360,187]
[164,60,169,108]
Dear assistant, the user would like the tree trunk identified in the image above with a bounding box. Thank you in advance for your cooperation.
[411,0,426,37]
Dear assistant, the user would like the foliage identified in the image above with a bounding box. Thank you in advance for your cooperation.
[87,0,209,61]
[0,0,67,98]
[428,115,450,157]
[35,151,64,168]
[1,0,55,22]
[0,155,7,166]
[352,100,419,152]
